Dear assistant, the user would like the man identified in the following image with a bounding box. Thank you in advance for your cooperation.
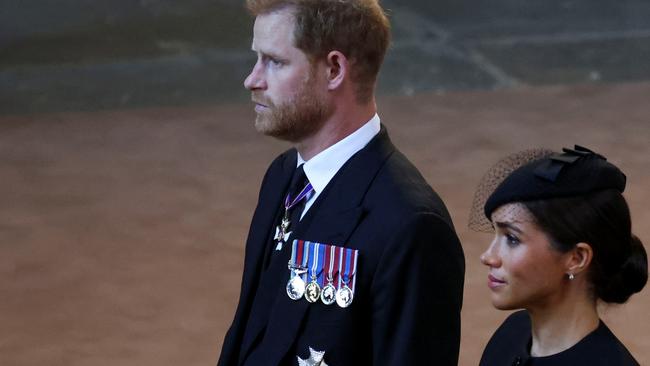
[218,0,465,365]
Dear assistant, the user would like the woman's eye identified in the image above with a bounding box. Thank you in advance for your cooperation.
[505,233,520,246]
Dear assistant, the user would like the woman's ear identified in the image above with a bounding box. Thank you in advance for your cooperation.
[325,50,348,91]
[566,242,593,277]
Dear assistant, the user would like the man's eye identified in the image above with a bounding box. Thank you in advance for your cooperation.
[267,58,282,67]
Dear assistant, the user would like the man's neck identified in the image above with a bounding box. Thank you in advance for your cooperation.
[296,101,376,161]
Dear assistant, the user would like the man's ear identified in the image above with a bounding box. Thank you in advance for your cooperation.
[325,50,348,91]
[566,242,593,277]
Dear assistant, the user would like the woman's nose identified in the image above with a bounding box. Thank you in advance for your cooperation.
[480,241,500,267]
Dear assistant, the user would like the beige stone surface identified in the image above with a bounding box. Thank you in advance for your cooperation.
[1,82,648,365]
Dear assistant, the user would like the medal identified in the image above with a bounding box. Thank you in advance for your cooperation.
[305,280,321,303]
[297,347,328,366]
[287,272,306,300]
[273,215,292,250]
[335,285,353,308]
[335,247,358,308]
[320,283,336,305]
[274,178,314,251]
[287,240,309,301]
[304,243,322,303]
[321,245,337,305]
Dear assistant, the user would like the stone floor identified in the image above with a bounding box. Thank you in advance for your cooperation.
[1,82,649,365]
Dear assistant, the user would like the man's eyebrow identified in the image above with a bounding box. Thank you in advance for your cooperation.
[259,50,289,63]
[251,46,275,56]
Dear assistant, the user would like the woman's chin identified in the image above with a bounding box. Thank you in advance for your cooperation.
[491,297,519,311]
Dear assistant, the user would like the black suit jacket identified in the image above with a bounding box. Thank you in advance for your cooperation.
[218,128,465,365]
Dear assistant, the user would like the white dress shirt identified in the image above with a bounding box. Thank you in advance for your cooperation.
[296,114,381,219]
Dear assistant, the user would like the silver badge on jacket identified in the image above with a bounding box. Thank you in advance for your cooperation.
[297,347,328,366]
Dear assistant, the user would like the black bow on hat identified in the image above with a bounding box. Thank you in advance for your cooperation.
[533,145,606,182]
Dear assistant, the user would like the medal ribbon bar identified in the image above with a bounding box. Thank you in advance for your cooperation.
[287,240,359,306]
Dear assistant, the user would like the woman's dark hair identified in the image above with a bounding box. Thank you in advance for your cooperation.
[524,189,648,304]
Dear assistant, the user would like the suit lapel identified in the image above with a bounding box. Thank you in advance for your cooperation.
[261,128,396,365]
[236,151,297,362]
[242,150,296,297]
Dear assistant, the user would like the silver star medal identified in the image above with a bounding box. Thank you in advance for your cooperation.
[274,216,292,250]
[297,347,328,366]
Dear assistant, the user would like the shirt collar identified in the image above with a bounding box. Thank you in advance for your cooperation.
[297,114,381,195]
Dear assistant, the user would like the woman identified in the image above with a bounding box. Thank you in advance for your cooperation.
[469,146,648,365]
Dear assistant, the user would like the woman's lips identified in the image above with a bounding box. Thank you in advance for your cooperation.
[487,274,506,290]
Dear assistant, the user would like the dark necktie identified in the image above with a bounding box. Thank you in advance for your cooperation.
[285,164,311,234]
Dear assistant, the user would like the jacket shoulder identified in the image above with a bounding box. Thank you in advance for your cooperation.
[570,321,640,366]
[367,148,454,226]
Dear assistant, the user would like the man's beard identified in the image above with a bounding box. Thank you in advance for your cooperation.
[253,76,332,142]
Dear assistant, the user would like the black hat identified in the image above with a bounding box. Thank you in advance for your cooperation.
[484,145,627,219]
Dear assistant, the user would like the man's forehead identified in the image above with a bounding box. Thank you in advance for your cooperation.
[253,7,296,36]
[251,9,296,51]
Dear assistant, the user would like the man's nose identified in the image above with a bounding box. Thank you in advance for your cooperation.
[244,61,266,90]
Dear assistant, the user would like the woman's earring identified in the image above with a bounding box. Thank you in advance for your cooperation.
[568,273,575,280]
